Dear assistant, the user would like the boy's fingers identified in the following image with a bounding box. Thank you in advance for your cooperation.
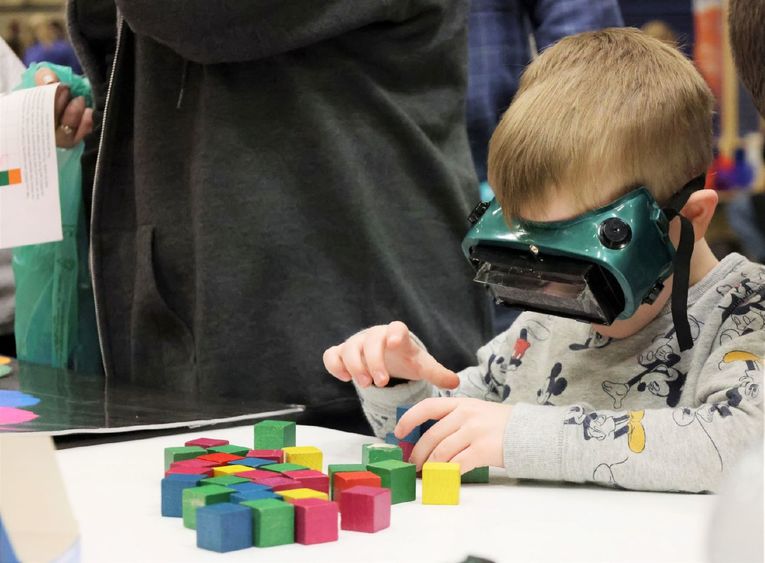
[408,413,464,469]
[361,329,389,387]
[419,357,460,389]
[394,397,457,442]
[385,322,416,355]
[339,339,372,388]
[322,346,352,382]
[56,97,86,148]
[425,429,469,465]
[34,68,59,86]
[450,448,478,475]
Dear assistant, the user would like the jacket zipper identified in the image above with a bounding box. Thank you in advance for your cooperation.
[89,14,125,377]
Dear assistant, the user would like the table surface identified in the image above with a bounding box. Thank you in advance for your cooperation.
[56,424,717,563]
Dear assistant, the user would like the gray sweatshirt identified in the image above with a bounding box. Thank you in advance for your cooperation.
[357,253,764,492]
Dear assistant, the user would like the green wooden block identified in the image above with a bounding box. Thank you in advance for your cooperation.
[362,443,403,466]
[260,462,308,474]
[327,464,366,495]
[253,420,296,450]
[164,446,206,471]
[241,498,295,547]
[201,475,251,487]
[366,459,416,504]
[207,444,250,456]
[461,466,490,484]
[0,170,9,186]
[182,485,234,529]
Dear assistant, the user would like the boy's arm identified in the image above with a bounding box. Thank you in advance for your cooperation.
[355,328,518,438]
[503,329,763,492]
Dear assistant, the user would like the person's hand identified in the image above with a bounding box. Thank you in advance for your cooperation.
[34,67,94,148]
[322,321,460,389]
[395,397,512,473]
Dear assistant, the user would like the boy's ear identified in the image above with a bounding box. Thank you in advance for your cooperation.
[680,189,719,241]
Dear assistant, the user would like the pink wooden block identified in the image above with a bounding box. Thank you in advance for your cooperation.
[257,476,302,492]
[247,449,284,463]
[238,469,278,482]
[399,441,415,463]
[292,498,339,545]
[165,465,213,477]
[339,485,391,533]
[170,459,217,469]
[284,470,330,494]
[184,437,229,448]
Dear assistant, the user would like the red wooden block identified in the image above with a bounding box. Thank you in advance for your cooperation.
[257,476,302,492]
[333,471,381,503]
[247,449,284,463]
[292,498,339,545]
[170,459,217,469]
[284,470,329,494]
[339,485,391,533]
[165,465,214,477]
[237,469,278,482]
[399,441,415,463]
[197,452,244,464]
[184,437,229,449]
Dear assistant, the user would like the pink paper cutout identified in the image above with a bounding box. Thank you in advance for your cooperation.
[0,406,38,425]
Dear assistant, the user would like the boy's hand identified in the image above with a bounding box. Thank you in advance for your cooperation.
[34,68,94,148]
[322,321,460,389]
[395,397,511,473]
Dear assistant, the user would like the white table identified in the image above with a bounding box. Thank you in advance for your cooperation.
[56,425,716,563]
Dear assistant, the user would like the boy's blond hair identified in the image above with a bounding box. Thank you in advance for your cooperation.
[488,28,714,221]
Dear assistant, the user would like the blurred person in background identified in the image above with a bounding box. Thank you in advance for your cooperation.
[641,19,678,46]
[4,21,24,59]
[24,15,82,74]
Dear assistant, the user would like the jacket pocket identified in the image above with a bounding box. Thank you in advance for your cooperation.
[130,225,195,387]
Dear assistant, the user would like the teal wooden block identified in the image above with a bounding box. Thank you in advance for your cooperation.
[208,444,250,456]
[366,459,416,504]
[362,443,403,466]
[327,464,365,496]
[182,485,235,529]
[241,498,295,547]
[164,446,206,471]
[461,466,490,483]
[253,420,296,450]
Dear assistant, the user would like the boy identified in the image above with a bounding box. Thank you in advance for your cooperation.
[323,28,764,492]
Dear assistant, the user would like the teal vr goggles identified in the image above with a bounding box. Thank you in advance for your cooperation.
[462,175,706,351]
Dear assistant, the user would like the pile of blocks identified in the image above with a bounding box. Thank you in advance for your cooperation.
[161,410,490,553]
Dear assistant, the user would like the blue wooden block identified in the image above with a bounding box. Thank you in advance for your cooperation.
[395,405,421,443]
[384,432,398,445]
[395,405,412,422]
[230,457,272,469]
[228,482,272,493]
[230,490,279,504]
[161,473,205,517]
[196,503,252,553]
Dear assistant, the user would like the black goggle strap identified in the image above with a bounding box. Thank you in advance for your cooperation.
[661,173,706,351]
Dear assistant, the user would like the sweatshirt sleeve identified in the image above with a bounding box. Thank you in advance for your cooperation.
[503,326,764,493]
[115,1,416,64]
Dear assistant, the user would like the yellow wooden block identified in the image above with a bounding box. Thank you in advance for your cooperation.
[277,487,329,502]
[282,446,323,471]
[422,462,460,505]
[212,464,253,477]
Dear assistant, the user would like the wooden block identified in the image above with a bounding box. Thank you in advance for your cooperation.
[198,452,244,465]
[395,405,421,443]
[241,498,295,547]
[362,443,403,466]
[292,498,339,545]
[170,458,217,470]
[196,503,252,552]
[332,471,381,503]
[327,464,365,497]
[231,490,279,504]
[253,420,296,450]
[165,465,214,478]
[339,485,391,533]
[163,446,206,471]
[461,466,490,484]
[228,482,273,494]
[236,469,278,482]
[208,444,250,456]
[200,475,251,488]
[282,446,323,471]
[161,473,205,517]
[185,437,229,449]
[420,418,438,435]
[398,441,415,463]
[260,462,308,474]
[182,484,234,529]
[212,464,254,477]
[384,432,398,445]
[231,457,272,469]
[366,459,416,504]
[256,476,303,492]
[422,462,460,505]
[247,449,284,463]
[283,469,329,494]
[277,488,329,502]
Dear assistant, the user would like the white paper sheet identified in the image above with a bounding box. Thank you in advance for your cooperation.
[0,84,62,249]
